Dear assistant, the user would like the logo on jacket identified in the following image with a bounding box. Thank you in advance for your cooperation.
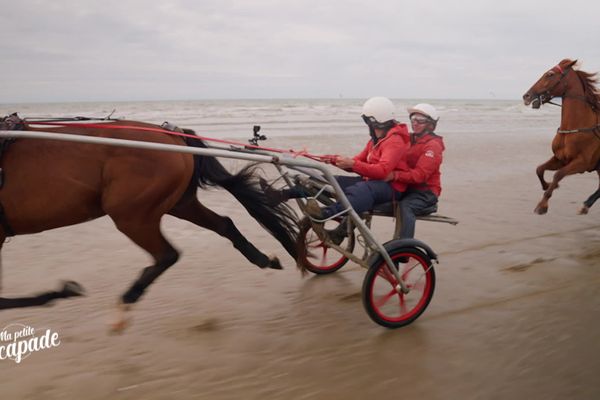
[425,150,435,158]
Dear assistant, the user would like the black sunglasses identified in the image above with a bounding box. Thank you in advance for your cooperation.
[362,115,394,130]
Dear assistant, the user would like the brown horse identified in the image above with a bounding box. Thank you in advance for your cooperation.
[523,58,600,214]
[0,116,298,330]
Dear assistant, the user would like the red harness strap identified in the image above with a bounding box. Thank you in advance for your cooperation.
[554,64,564,74]
[29,121,334,162]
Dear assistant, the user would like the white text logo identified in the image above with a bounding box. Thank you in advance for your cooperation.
[0,323,61,364]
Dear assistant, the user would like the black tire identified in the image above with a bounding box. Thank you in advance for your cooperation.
[298,217,355,274]
[362,244,435,328]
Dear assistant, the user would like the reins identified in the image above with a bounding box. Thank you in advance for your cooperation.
[553,98,600,139]
[547,94,592,108]
[557,124,600,135]
[555,110,600,139]
[538,64,572,106]
[25,120,337,163]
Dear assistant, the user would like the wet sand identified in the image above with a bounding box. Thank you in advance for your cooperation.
[1,132,599,399]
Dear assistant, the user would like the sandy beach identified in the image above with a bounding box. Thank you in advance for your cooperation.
[1,130,599,400]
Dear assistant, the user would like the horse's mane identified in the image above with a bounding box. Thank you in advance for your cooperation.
[575,69,600,111]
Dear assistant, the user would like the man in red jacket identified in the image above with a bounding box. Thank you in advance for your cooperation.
[262,97,409,241]
[310,97,410,220]
[387,103,445,238]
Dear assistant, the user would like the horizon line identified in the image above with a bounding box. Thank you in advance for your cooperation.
[1,96,521,106]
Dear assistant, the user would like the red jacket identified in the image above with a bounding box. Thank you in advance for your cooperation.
[351,124,410,192]
[392,133,444,196]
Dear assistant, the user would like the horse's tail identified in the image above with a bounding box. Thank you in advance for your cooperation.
[185,134,299,259]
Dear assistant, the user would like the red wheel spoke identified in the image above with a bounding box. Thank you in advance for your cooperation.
[410,279,425,291]
[300,217,353,274]
[374,289,397,308]
[398,294,408,315]
[319,246,330,265]
[376,266,398,284]
[401,261,419,280]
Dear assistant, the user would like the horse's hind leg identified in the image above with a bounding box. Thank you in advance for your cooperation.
[169,195,282,270]
[579,170,600,214]
[111,217,179,332]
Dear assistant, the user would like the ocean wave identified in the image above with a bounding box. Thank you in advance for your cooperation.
[1,99,561,138]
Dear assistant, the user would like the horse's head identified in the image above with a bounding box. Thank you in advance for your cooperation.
[523,59,578,109]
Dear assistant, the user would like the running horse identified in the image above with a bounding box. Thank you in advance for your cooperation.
[0,115,299,331]
[523,58,600,214]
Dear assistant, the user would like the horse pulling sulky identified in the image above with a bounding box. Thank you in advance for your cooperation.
[0,116,451,329]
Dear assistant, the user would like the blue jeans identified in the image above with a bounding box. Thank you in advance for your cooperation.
[397,189,438,238]
[323,176,400,218]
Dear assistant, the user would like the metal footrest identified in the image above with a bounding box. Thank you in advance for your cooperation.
[416,214,459,225]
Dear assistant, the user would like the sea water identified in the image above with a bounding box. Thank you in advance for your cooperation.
[0,98,561,140]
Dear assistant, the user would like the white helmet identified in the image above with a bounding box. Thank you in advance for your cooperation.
[407,103,439,122]
[362,97,396,123]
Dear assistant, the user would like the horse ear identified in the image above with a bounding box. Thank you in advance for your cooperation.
[559,58,578,68]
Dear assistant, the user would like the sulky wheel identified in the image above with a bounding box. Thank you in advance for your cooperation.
[362,243,435,328]
[298,217,355,274]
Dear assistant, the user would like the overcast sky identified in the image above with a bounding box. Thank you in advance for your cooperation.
[2,0,600,103]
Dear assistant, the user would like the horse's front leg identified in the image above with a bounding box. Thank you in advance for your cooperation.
[0,237,85,310]
[535,159,587,215]
[536,156,563,191]
[579,170,600,214]
[0,281,85,310]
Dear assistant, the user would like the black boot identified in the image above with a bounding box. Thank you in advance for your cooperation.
[324,217,347,246]
[306,200,348,246]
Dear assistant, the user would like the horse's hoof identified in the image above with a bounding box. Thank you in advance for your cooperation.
[578,206,589,215]
[534,206,548,215]
[109,319,130,335]
[109,304,132,334]
[60,281,86,297]
[266,255,283,270]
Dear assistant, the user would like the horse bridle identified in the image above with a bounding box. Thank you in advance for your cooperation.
[533,64,572,108]
[532,64,600,137]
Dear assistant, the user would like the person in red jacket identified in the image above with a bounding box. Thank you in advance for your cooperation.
[387,103,445,238]
[262,97,409,241]
[313,97,409,218]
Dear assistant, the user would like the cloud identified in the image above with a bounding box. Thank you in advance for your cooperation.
[1,0,599,102]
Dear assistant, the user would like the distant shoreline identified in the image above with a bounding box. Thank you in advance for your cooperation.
[1,97,521,107]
